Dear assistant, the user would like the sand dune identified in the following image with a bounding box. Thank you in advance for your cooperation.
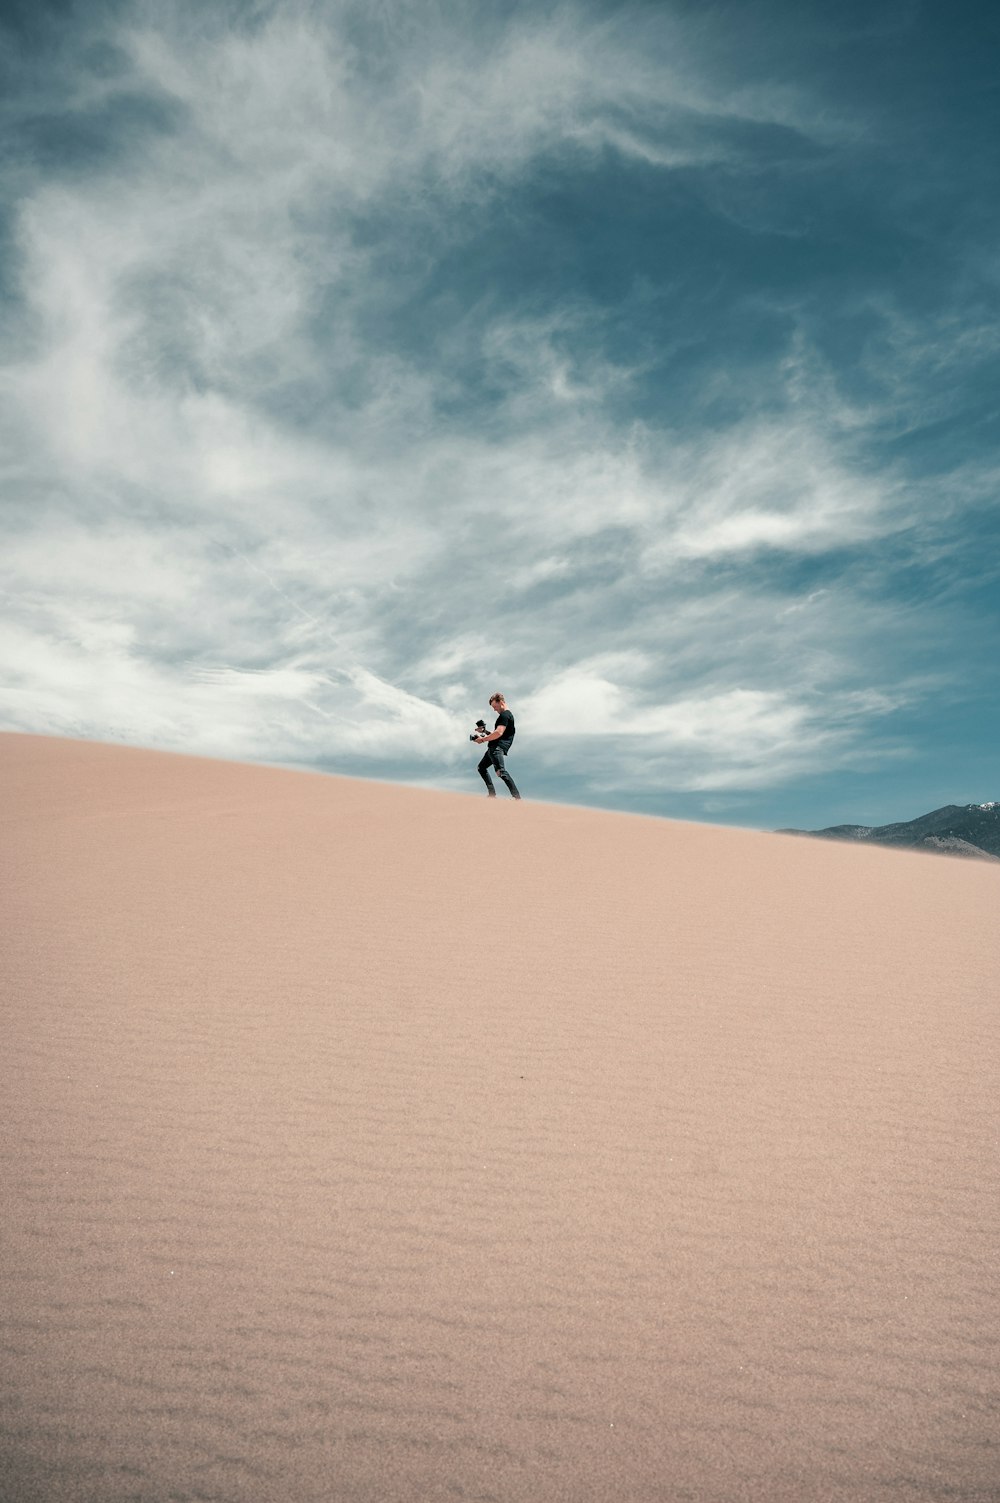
[3,732,999,1503]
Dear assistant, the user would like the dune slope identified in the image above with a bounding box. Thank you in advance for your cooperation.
[3,733,999,1502]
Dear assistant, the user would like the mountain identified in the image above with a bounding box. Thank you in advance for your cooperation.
[779,802,1000,861]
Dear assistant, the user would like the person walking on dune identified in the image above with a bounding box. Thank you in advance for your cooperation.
[474,692,521,800]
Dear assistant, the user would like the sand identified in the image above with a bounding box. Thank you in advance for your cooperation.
[2,732,998,1503]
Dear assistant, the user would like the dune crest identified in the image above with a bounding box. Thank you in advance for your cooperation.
[3,733,999,1502]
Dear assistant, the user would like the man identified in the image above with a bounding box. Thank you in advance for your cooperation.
[474,691,521,799]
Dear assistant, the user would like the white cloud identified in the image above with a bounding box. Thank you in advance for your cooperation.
[0,0,961,809]
[520,673,909,795]
[523,663,631,732]
[647,419,892,563]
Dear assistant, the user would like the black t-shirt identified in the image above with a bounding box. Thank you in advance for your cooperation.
[494,709,515,747]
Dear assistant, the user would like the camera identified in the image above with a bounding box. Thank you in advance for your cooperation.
[469,720,488,742]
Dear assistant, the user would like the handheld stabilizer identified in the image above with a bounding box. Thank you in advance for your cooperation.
[469,719,488,742]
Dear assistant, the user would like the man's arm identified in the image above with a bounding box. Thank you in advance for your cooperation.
[485,713,513,742]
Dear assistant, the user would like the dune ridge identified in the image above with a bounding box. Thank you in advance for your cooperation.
[3,733,999,1502]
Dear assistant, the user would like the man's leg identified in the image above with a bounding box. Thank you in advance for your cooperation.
[477,749,496,795]
[491,744,521,799]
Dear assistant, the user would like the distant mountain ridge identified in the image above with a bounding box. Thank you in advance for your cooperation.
[779,802,1000,861]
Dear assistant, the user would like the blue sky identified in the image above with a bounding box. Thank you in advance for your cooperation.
[1,0,997,828]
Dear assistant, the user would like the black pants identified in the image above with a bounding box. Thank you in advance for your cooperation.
[478,742,520,798]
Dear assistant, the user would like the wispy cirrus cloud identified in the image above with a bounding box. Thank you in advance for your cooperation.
[2,0,997,823]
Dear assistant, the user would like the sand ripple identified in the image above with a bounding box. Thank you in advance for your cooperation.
[3,735,999,1501]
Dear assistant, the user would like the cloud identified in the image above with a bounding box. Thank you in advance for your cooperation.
[1,0,995,820]
[517,650,910,794]
[656,420,893,561]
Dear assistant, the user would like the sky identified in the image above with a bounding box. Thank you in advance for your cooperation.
[1,0,998,829]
